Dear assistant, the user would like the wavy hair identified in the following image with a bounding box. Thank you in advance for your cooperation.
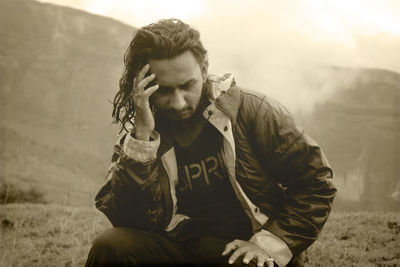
[112,19,209,132]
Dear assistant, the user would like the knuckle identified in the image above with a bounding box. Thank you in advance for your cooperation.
[236,247,246,254]
[231,251,240,258]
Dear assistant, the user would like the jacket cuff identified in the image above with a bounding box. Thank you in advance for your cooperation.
[250,229,293,267]
[123,130,160,162]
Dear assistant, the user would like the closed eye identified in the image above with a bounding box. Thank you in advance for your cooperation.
[156,79,197,92]
[180,79,196,90]
[155,85,172,95]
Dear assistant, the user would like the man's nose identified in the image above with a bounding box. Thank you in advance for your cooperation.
[169,89,186,110]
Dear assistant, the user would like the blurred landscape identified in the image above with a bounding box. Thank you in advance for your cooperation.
[0,0,133,206]
[0,0,399,266]
[1,0,399,210]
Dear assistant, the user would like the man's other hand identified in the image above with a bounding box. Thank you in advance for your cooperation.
[222,239,274,267]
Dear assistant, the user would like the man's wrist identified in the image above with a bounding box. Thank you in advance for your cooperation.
[134,128,152,141]
[250,230,293,267]
[124,130,160,162]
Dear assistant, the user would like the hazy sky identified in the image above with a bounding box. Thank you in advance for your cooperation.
[37,0,400,111]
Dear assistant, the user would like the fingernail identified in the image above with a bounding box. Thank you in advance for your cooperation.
[229,260,233,264]
[243,260,249,264]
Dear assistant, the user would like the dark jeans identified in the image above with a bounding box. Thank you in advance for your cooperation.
[85,228,305,266]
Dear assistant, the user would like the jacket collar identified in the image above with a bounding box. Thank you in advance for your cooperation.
[156,73,241,155]
[208,73,241,126]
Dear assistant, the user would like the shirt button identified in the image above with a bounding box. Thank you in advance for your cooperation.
[224,126,228,131]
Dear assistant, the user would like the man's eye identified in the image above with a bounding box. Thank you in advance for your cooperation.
[181,82,194,90]
[155,86,171,94]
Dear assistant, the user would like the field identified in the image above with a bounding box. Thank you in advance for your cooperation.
[0,204,399,267]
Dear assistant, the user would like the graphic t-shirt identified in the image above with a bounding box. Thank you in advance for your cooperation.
[174,122,252,240]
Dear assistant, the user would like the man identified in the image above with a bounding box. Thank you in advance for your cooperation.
[86,19,336,267]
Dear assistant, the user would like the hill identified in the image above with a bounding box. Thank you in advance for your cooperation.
[298,66,400,210]
[0,0,135,205]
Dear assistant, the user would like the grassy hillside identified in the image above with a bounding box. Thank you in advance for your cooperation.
[1,204,399,266]
[0,204,111,266]
[0,126,104,206]
[0,0,130,205]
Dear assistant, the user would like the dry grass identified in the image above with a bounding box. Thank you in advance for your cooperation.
[307,212,400,266]
[0,204,399,266]
[0,204,110,267]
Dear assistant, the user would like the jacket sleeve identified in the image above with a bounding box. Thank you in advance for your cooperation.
[95,129,170,231]
[251,96,337,257]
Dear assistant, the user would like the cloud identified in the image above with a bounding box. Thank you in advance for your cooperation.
[188,0,400,112]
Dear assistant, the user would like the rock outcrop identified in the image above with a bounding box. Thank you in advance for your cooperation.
[300,67,400,210]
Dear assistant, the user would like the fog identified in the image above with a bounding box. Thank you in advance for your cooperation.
[39,0,400,112]
[191,1,400,112]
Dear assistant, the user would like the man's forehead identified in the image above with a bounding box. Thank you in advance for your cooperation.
[148,51,201,86]
[153,69,197,87]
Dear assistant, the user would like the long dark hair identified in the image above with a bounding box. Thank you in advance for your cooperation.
[112,19,209,132]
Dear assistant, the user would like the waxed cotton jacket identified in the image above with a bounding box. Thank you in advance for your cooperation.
[95,74,336,266]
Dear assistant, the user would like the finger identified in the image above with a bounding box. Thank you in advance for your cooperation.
[137,73,156,89]
[222,240,242,256]
[242,251,257,265]
[256,254,266,267]
[137,64,150,82]
[133,75,137,86]
[265,258,274,267]
[142,84,159,98]
[229,247,249,264]
[132,76,142,97]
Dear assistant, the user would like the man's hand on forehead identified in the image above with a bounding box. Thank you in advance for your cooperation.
[131,64,159,141]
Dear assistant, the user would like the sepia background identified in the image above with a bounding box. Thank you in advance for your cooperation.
[1,0,399,266]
